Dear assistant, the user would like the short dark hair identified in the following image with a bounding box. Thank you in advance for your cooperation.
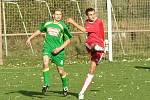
[85,8,95,16]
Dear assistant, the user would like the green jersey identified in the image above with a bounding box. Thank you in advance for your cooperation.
[39,20,72,66]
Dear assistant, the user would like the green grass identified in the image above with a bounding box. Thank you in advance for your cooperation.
[1,56,150,100]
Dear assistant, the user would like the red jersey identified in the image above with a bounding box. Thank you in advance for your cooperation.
[84,18,104,48]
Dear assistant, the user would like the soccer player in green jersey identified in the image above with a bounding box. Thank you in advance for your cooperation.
[26,9,72,96]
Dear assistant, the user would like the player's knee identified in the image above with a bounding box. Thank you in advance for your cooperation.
[57,68,65,76]
[89,69,94,74]
[89,66,96,74]
[43,62,49,68]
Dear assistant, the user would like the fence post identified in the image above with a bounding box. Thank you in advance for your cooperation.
[0,0,3,65]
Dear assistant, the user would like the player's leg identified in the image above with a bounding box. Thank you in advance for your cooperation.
[57,67,68,96]
[53,56,69,96]
[78,61,96,99]
[79,52,103,99]
[42,55,50,94]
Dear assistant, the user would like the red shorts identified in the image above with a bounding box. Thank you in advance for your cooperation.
[86,47,103,64]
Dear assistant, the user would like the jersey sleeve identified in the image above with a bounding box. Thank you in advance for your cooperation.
[39,22,46,32]
[63,25,72,40]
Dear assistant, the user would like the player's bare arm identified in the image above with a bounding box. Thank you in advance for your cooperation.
[52,39,71,55]
[26,30,41,46]
[67,18,86,32]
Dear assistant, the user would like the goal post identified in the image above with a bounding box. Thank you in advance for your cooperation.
[0,0,3,65]
[107,0,113,61]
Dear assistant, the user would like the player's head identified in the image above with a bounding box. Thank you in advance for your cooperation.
[85,8,96,21]
[52,8,63,22]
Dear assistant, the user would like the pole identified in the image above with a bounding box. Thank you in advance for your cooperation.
[76,1,84,26]
[94,0,98,14]
[0,0,3,65]
[6,2,34,54]
[2,1,8,56]
[36,0,52,18]
[107,0,113,61]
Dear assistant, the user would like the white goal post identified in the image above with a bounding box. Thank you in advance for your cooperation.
[107,0,113,61]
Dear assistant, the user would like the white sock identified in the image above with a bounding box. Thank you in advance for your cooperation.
[79,73,94,94]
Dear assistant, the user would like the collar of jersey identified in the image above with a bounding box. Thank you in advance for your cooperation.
[44,20,62,27]
[88,17,97,23]
[44,20,64,31]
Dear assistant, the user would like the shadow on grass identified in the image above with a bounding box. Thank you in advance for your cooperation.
[4,90,78,98]
[134,66,150,70]
[5,90,46,98]
[49,90,78,98]
[90,89,100,92]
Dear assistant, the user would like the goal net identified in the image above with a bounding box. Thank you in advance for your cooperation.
[1,0,150,61]
[111,0,150,61]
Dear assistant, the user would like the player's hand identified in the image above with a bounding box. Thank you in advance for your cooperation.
[66,18,74,24]
[51,47,62,55]
[26,38,31,46]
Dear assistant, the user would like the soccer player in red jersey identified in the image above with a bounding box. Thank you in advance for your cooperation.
[67,8,104,99]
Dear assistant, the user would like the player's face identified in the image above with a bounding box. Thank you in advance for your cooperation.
[53,11,62,22]
[87,11,96,21]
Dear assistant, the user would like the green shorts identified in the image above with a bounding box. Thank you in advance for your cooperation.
[43,46,65,67]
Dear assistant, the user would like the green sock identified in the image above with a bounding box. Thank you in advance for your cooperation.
[43,68,49,86]
[61,75,68,90]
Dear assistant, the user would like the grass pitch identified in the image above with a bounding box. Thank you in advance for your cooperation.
[1,56,150,100]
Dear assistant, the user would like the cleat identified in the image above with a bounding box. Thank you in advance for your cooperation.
[42,86,48,94]
[63,88,68,96]
[78,93,84,100]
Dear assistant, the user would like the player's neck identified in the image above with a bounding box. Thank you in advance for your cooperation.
[89,17,97,23]
[53,20,59,23]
